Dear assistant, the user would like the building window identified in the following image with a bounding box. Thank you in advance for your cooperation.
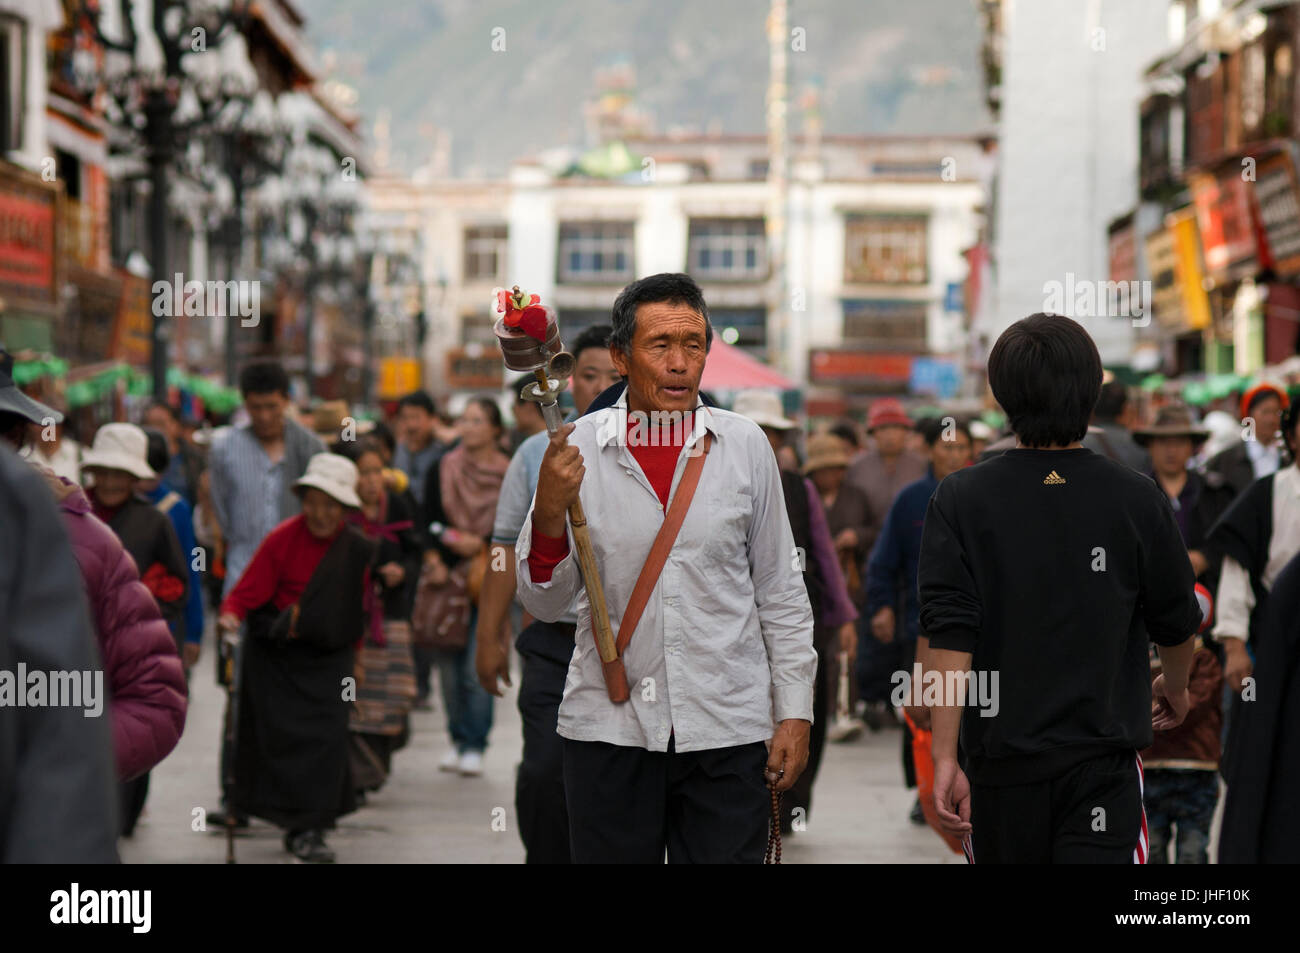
[687,219,767,280]
[461,312,499,347]
[749,159,770,179]
[844,214,928,285]
[463,225,507,282]
[557,222,635,284]
[842,299,927,351]
[710,308,767,354]
[55,149,82,200]
[0,16,25,155]
[552,309,610,345]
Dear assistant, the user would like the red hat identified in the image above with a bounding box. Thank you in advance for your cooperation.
[1240,382,1290,421]
[867,398,912,432]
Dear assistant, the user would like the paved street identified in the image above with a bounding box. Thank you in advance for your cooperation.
[118,627,961,864]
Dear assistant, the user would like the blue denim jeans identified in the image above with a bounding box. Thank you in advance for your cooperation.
[435,607,494,754]
[1144,768,1219,864]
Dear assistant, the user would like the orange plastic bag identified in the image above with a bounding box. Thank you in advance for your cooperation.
[904,711,966,856]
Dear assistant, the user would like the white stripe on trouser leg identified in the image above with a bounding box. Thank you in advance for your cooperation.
[1133,752,1148,864]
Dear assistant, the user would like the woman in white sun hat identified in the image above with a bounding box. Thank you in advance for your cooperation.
[82,421,190,839]
[215,452,377,863]
[83,423,190,631]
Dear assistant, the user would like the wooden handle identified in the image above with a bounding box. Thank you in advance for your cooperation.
[568,499,618,664]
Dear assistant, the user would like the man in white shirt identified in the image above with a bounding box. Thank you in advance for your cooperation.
[515,273,816,863]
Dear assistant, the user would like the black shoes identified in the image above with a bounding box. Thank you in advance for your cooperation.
[861,701,888,732]
[285,829,336,863]
[909,797,926,826]
[206,809,250,834]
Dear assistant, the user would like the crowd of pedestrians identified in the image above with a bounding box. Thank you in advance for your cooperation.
[1,278,1298,863]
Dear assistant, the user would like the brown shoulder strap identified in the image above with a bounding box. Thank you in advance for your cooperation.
[612,432,714,656]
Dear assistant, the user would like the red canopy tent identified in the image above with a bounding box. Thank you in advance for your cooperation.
[700,339,796,392]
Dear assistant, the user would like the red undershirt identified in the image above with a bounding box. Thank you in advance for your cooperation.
[529,412,693,582]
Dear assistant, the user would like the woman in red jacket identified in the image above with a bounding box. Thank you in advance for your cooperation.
[216,453,375,863]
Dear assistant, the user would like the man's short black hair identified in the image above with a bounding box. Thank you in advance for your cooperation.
[510,374,538,406]
[397,390,436,415]
[609,274,712,354]
[143,428,170,474]
[987,313,1102,449]
[238,360,289,398]
[828,421,860,450]
[368,419,396,456]
[146,400,180,423]
[571,324,612,362]
[1092,380,1129,422]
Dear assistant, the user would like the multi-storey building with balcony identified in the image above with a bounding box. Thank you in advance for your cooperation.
[377,133,988,412]
[1133,0,1300,378]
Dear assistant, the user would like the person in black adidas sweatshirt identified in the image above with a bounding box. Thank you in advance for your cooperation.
[919,313,1200,864]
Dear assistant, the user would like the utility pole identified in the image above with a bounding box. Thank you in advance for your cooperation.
[767,0,790,375]
[146,88,174,399]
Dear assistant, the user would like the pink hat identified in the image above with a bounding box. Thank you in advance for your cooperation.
[867,398,912,432]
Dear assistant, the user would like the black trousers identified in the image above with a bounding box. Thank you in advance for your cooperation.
[412,644,435,701]
[119,772,150,836]
[969,749,1144,863]
[515,620,574,864]
[785,639,828,828]
[563,736,770,863]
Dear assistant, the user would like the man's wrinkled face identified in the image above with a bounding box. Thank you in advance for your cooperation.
[611,301,709,415]
[244,390,287,441]
[570,345,622,417]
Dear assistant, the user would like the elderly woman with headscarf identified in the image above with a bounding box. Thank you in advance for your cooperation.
[342,437,421,795]
[215,453,377,863]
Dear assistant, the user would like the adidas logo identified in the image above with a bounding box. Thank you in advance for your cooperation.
[1043,470,1066,485]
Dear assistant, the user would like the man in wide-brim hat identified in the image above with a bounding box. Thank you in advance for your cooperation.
[1132,405,1234,597]
[1132,404,1211,449]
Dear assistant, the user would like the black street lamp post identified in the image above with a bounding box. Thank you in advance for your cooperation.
[75,0,250,398]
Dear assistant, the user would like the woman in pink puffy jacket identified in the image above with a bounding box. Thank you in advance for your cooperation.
[39,467,188,792]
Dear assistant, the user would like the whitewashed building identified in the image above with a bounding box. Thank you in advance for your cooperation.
[987,0,1172,365]
[377,133,988,407]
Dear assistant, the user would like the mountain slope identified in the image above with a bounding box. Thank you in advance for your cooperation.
[297,0,993,175]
